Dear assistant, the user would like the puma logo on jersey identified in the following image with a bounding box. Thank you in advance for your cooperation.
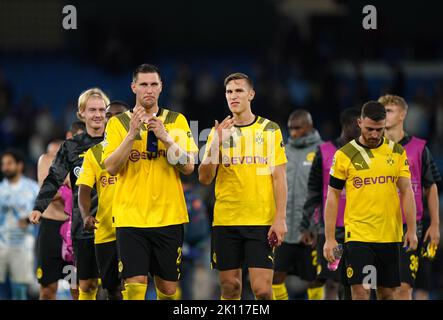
[354,162,364,168]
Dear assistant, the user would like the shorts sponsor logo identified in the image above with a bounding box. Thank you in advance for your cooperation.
[176,247,182,265]
[118,261,123,273]
[317,264,322,275]
[347,266,354,278]
[212,252,217,264]
[36,267,43,280]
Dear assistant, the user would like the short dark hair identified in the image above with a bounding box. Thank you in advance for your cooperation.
[107,100,130,110]
[361,101,386,122]
[132,63,161,82]
[340,108,361,127]
[1,149,24,164]
[224,72,254,88]
[288,109,313,125]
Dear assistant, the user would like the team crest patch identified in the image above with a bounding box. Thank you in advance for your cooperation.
[306,152,316,163]
[346,266,354,278]
[36,267,43,280]
[255,132,264,144]
[386,155,394,166]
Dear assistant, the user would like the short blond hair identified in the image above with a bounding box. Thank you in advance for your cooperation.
[77,88,110,121]
[378,94,408,111]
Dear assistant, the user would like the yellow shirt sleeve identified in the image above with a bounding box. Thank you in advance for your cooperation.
[329,150,348,181]
[76,149,96,188]
[398,150,411,178]
[169,113,198,153]
[268,127,287,167]
[102,117,124,162]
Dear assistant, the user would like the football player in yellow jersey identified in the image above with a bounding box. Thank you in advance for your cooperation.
[323,101,418,300]
[77,101,129,300]
[103,64,198,300]
[199,73,288,300]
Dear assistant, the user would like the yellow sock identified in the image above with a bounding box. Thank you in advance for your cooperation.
[175,287,182,300]
[307,286,325,300]
[125,283,147,300]
[272,283,288,300]
[221,295,241,300]
[121,289,128,300]
[156,288,179,300]
[78,288,98,300]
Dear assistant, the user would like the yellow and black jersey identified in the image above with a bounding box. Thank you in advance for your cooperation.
[76,143,117,244]
[102,108,198,228]
[202,116,287,226]
[329,137,410,243]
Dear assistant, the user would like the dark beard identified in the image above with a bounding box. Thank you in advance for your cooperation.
[2,171,18,180]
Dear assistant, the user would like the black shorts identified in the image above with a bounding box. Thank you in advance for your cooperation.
[36,218,70,285]
[95,241,121,291]
[211,226,274,271]
[399,222,423,286]
[116,225,184,281]
[344,241,401,288]
[415,255,432,291]
[316,230,346,283]
[274,242,318,282]
[399,245,420,286]
[73,238,99,280]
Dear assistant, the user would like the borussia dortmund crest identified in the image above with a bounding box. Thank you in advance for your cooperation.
[386,155,394,166]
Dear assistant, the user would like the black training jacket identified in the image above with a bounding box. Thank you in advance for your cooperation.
[33,132,103,240]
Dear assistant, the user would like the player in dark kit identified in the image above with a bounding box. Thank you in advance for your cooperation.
[301,108,361,300]
[29,88,109,300]
[379,94,441,300]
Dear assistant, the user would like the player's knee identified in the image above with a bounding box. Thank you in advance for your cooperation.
[251,277,273,300]
[158,287,177,297]
[351,286,370,300]
[40,285,57,300]
[393,283,412,300]
[252,286,273,300]
[220,278,241,297]
[79,279,98,292]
